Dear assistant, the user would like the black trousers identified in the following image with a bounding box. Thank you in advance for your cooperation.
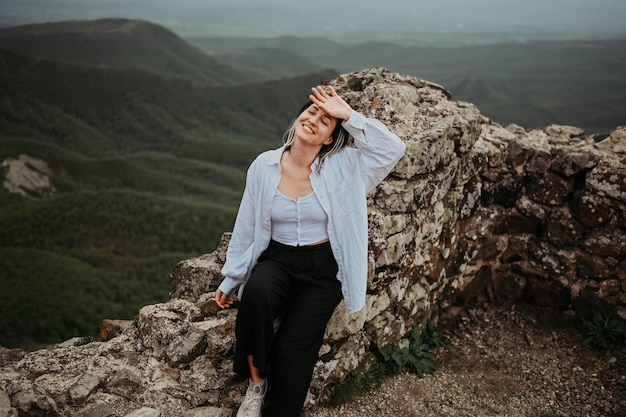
[234,239,343,417]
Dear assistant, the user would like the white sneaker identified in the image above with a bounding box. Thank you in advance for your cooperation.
[236,379,267,417]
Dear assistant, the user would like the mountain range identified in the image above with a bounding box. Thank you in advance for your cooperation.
[190,35,626,134]
[2,0,626,41]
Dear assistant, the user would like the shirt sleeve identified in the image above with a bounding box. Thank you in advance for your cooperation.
[341,111,406,192]
[218,159,258,296]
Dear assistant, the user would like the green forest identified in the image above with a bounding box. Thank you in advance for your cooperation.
[1,18,624,348]
[0,19,337,348]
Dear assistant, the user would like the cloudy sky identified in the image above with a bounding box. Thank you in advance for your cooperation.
[1,0,625,41]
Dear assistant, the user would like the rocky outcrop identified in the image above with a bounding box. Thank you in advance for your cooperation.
[1,68,624,417]
[1,155,57,197]
[447,122,626,319]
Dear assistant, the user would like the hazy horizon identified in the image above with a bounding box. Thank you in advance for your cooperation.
[1,0,626,44]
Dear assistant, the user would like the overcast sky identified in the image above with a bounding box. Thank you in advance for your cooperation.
[1,0,625,41]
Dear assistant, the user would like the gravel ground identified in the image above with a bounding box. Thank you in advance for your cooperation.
[307,303,626,417]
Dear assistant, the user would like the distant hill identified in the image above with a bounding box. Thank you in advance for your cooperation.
[0,42,338,348]
[192,36,626,133]
[0,46,336,170]
[3,0,625,42]
[215,46,324,79]
[0,18,267,84]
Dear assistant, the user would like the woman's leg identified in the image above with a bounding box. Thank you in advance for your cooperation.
[247,355,264,383]
[266,276,342,417]
[234,259,295,417]
[234,260,293,378]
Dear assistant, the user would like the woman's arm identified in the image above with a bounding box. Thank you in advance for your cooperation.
[310,85,406,192]
[342,111,406,192]
[216,160,258,307]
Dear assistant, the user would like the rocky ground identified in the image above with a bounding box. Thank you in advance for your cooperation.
[307,303,626,417]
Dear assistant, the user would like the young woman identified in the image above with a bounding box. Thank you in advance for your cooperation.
[215,85,406,417]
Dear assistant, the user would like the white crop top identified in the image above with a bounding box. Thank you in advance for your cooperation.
[270,189,329,246]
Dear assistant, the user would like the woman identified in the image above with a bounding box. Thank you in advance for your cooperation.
[215,85,406,417]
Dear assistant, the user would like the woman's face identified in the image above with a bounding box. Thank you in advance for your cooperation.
[294,104,338,147]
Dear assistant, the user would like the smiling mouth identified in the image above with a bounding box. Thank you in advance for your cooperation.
[303,124,315,134]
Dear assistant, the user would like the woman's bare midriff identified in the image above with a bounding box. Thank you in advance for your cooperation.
[304,238,329,246]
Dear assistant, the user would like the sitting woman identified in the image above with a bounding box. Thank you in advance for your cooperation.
[215,85,406,417]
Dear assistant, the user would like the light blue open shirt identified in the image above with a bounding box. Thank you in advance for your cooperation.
[218,110,406,313]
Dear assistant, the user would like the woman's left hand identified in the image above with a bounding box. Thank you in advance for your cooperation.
[310,85,353,121]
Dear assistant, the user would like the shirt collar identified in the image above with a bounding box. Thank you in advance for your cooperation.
[311,157,320,171]
[267,146,285,165]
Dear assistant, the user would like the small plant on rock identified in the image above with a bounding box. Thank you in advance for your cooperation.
[379,325,438,376]
[328,320,447,405]
[580,310,626,351]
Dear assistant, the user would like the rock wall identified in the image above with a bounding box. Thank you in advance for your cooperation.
[1,68,624,417]
[445,122,626,320]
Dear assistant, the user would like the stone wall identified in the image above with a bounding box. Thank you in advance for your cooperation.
[1,68,624,417]
[444,122,626,321]
[171,68,626,407]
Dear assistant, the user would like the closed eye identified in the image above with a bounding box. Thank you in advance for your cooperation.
[308,105,331,125]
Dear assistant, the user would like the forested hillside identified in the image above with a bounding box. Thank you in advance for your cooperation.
[0,22,338,348]
[0,18,264,84]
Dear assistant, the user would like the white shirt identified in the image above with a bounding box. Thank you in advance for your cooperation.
[218,110,406,313]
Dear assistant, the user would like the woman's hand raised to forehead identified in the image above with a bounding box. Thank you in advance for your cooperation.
[309,85,353,121]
